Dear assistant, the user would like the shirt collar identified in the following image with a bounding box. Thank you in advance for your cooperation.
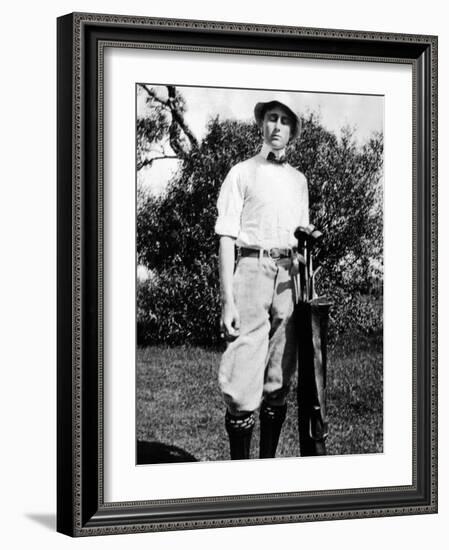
[260,142,287,162]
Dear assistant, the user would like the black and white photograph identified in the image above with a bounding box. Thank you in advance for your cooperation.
[1,1,442,546]
[135,84,384,464]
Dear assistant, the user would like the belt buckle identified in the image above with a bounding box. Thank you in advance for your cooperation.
[269,247,281,260]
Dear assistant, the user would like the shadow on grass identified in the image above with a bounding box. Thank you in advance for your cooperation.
[137,440,198,464]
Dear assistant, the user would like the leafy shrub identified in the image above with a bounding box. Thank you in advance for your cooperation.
[137,108,384,347]
[137,256,221,346]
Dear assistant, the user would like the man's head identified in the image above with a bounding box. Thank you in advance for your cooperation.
[254,99,301,149]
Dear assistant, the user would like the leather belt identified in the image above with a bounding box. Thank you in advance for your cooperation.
[239,247,292,260]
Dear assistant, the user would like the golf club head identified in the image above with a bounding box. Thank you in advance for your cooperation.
[294,226,308,240]
[295,225,322,245]
[294,226,309,249]
[304,223,316,235]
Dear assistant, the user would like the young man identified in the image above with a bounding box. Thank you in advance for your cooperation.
[215,98,309,460]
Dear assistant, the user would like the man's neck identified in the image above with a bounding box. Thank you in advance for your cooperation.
[260,142,286,160]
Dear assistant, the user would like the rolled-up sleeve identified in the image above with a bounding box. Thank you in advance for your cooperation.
[215,166,244,238]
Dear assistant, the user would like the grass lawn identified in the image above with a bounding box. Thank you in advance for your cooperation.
[136,336,383,463]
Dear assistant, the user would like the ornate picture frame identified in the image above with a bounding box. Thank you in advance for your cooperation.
[57,12,437,536]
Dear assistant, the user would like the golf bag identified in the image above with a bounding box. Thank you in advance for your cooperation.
[294,225,331,456]
[296,297,331,456]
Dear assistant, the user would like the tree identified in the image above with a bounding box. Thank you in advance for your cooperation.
[137,117,260,270]
[137,95,384,346]
[137,85,198,171]
[290,115,383,286]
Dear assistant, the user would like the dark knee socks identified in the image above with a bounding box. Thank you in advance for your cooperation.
[259,402,287,458]
[225,410,255,460]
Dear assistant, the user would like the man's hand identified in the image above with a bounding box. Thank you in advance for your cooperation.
[220,300,240,341]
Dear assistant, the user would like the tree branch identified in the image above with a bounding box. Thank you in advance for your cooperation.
[140,84,168,107]
[139,84,199,153]
[167,86,199,151]
[137,155,180,171]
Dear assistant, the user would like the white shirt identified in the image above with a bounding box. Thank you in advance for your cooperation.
[215,143,309,249]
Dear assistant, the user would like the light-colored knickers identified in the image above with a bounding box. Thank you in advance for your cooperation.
[218,255,297,414]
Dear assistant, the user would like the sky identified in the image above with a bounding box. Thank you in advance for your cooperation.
[137,84,384,195]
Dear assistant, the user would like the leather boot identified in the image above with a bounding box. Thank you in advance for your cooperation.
[259,402,287,458]
[225,410,255,460]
